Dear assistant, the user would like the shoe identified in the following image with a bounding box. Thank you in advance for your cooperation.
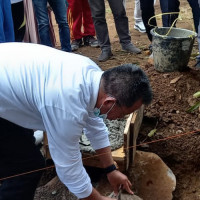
[83,35,99,47]
[195,60,200,68]
[98,49,113,62]
[147,52,154,65]
[122,43,141,54]
[149,44,153,54]
[134,21,146,33]
[71,39,82,51]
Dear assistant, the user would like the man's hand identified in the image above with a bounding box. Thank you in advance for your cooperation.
[107,170,134,195]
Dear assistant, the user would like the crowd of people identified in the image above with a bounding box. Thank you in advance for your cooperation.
[0,1,199,200]
[0,0,199,65]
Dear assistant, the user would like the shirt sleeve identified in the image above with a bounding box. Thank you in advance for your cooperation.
[40,106,93,199]
[83,112,110,150]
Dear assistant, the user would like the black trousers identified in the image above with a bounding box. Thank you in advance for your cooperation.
[0,118,45,200]
[140,0,180,42]
[11,1,26,42]
[88,0,131,50]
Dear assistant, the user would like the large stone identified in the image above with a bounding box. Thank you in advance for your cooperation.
[130,151,176,200]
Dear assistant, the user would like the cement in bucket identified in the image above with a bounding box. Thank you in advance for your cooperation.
[150,27,197,72]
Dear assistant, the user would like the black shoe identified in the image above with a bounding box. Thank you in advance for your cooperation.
[71,39,82,51]
[98,49,113,62]
[122,43,141,54]
[83,36,99,47]
[195,60,200,68]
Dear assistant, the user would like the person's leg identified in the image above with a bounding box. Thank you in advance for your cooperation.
[88,0,112,61]
[108,0,131,46]
[49,0,71,52]
[0,1,6,42]
[82,0,95,37]
[108,0,141,53]
[0,118,45,200]
[160,0,179,27]
[88,0,110,50]
[187,0,200,33]
[196,0,200,68]
[140,0,156,42]
[68,0,83,40]
[134,0,146,33]
[11,1,26,42]
[67,0,83,51]
[82,0,98,47]
[1,0,15,42]
[32,0,52,47]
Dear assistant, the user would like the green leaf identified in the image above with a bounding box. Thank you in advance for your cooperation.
[148,129,157,137]
[186,102,200,113]
[193,91,200,98]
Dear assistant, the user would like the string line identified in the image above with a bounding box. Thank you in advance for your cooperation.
[0,128,199,182]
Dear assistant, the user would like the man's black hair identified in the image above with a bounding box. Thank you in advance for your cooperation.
[101,63,153,107]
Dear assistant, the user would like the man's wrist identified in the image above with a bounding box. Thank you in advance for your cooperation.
[104,162,119,174]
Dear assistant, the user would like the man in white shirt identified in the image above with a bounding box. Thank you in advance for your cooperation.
[0,42,152,200]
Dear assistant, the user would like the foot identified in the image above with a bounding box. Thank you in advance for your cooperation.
[195,60,200,68]
[71,39,82,51]
[83,35,99,47]
[98,49,113,62]
[122,43,141,54]
[147,52,154,65]
[134,21,146,33]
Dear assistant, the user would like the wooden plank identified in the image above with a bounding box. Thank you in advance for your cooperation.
[123,113,133,170]
[130,105,144,165]
[82,147,126,171]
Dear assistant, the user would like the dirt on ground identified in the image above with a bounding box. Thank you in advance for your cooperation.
[34,0,200,199]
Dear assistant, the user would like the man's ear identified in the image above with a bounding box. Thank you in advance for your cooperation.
[103,96,116,105]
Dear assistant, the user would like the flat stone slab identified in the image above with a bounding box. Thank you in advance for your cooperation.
[121,193,143,200]
[130,151,176,200]
[108,191,143,200]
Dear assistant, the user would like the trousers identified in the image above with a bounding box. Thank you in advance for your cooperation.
[68,0,95,40]
[88,0,131,50]
[0,0,15,42]
[0,118,45,200]
[32,0,71,52]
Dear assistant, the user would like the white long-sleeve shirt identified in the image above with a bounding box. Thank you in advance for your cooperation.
[0,43,110,198]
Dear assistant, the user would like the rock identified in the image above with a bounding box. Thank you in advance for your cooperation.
[108,191,143,200]
[130,151,176,200]
[121,193,143,200]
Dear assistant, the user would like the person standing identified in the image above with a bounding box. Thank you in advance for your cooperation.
[88,0,141,62]
[11,0,26,42]
[0,0,15,42]
[140,0,180,42]
[134,0,146,33]
[67,0,99,51]
[0,42,152,200]
[195,0,200,68]
[32,0,71,52]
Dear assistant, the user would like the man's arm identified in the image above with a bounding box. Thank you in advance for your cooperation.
[96,146,134,195]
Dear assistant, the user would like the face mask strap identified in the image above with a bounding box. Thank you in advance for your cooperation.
[106,102,116,115]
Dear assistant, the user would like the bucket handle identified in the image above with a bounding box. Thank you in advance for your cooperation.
[148,12,196,39]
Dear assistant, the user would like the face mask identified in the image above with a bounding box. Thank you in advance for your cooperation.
[94,102,116,119]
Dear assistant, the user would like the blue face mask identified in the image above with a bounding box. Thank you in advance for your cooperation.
[94,102,116,119]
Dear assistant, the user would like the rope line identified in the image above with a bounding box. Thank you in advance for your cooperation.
[0,129,199,182]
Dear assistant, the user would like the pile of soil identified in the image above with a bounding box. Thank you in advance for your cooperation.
[35,0,200,199]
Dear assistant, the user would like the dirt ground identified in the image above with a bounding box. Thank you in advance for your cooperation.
[34,0,200,199]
